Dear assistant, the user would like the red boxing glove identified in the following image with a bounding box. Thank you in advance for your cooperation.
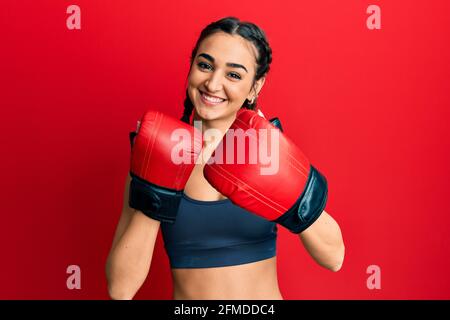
[203,109,327,233]
[129,110,202,222]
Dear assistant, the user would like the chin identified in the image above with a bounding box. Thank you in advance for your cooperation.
[195,106,221,121]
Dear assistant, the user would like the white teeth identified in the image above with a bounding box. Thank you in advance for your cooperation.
[202,93,225,103]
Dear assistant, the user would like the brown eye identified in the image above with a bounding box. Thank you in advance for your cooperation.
[229,72,241,80]
[198,62,212,70]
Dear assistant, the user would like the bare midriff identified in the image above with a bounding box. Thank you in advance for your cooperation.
[171,257,283,300]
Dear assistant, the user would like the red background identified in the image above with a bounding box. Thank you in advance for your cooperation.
[2,0,450,299]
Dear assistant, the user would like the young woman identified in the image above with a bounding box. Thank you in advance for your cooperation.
[105,16,345,300]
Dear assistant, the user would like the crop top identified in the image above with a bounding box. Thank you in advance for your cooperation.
[160,193,278,269]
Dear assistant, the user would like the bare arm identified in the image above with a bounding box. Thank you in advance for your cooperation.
[105,174,160,299]
[299,210,345,272]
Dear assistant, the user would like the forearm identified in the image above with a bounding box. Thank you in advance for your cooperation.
[298,210,345,272]
[106,211,160,299]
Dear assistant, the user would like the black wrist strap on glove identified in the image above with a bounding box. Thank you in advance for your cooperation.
[128,173,182,223]
[274,165,328,233]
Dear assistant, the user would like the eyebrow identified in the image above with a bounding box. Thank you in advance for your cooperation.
[197,53,248,73]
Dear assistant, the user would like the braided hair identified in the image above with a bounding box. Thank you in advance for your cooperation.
[181,17,273,124]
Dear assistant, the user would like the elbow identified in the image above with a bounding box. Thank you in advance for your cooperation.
[105,260,136,300]
[325,244,346,272]
[329,261,343,272]
[106,273,137,300]
[107,283,135,300]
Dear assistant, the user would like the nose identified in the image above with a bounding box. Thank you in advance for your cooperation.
[204,71,223,93]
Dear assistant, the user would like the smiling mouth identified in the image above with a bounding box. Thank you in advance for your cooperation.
[199,90,227,106]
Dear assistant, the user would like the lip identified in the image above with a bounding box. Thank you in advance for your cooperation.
[199,90,227,106]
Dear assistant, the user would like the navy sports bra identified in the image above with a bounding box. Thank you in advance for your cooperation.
[160,193,278,269]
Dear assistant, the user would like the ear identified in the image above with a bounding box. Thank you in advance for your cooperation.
[247,77,266,100]
[255,77,266,96]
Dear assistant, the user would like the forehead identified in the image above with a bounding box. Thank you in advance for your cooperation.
[197,32,257,71]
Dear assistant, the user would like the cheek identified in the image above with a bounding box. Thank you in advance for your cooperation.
[187,73,201,99]
[187,68,204,87]
[187,70,198,87]
[227,85,248,103]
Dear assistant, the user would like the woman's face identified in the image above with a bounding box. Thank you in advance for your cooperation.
[188,32,265,122]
